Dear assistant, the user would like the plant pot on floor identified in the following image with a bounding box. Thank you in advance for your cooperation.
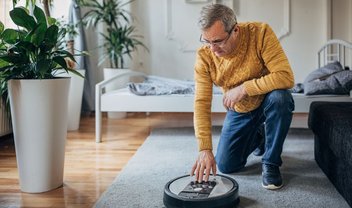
[8,78,70,193]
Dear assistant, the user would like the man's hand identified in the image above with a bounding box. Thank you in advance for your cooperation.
[190,150,217,182]
[223,84,247,110]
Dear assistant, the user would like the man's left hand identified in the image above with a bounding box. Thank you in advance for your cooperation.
[223,84,247,110]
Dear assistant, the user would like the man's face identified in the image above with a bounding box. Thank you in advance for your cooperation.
[200,21,237,57]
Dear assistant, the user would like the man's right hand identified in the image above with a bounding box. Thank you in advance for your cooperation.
[190,150,217,182]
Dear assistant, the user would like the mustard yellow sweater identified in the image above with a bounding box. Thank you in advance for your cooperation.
[194,22,294,151]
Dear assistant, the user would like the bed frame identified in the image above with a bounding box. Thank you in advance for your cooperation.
[292,39,352,112]
[95,39,352,142]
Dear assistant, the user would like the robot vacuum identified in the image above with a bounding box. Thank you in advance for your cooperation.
[163,174,239,208]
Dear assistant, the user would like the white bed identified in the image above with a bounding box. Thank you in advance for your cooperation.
[95,39,352,142]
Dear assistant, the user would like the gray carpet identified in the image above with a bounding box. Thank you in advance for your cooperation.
[95,127,350,208]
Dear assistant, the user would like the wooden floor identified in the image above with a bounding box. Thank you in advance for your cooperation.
[0,112,307,207]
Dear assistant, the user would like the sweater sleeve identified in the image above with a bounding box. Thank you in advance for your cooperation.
[243,23,294,96]
[194,49,214,151]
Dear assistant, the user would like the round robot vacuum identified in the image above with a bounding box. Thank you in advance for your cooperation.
[163,174,239,208]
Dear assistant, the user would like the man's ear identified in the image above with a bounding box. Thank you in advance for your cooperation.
[233,25,239,32]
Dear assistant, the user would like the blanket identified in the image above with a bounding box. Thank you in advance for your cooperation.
[303,61,352,95]
[128,75,222,95]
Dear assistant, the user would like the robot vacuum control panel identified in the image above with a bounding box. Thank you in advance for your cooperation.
[178,180,217,199]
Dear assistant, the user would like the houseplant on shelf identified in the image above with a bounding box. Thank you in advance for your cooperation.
[79,0,148,118]
[0,5,83,193]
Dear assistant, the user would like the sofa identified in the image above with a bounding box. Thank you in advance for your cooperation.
[308,102,352,207]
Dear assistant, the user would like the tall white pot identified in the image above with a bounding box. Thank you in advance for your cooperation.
[8,78,70,193]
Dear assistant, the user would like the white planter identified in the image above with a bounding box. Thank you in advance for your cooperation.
[8,78,70,193]
[103,68,130,119]
[59,69,86,131]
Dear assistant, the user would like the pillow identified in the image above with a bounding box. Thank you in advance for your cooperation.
[304,61,352,95]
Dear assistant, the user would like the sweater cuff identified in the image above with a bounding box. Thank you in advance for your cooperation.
[243,81,257,96]
[198,138,213,151]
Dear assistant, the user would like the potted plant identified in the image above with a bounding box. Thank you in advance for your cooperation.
[11,0,86,130]
[0,5,83,193]
[79,0,147,69]
[79,0,148,118]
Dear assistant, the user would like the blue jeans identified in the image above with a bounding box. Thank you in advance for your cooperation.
[215,90,295,173]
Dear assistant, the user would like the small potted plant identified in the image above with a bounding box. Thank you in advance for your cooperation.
[0,5,83,193]
[79,0,148,69]
[79,0,148,118]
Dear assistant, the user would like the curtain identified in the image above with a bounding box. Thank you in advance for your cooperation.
[68,0,95,112]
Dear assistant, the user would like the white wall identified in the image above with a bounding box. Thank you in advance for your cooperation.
[332,0,352,68]
[126,0,352,84]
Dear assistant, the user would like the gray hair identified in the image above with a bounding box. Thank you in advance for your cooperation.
[198,4,237,32]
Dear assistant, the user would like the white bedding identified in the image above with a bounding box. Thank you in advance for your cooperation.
[101,87,225,113]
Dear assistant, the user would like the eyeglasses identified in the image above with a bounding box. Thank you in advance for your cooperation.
[199,24,236,47]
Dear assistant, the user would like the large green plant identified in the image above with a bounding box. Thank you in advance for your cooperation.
[0,6,82,109]
[79,0,148,68]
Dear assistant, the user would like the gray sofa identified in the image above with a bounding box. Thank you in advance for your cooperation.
[308,101,352,207]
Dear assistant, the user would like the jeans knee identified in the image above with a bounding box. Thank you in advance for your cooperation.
[265,90,294,112]
[216,159,245,174]
[217,163,244,174]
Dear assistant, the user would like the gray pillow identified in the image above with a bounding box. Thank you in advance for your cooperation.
[304,61,352,95]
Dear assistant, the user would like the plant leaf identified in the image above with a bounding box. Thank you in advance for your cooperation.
[67,68,85,78]
[15,40,36,53]
[2,29,19,44]
[33,5,47,28]
[35,59,51,77]
[54,50,76,61]
[0,53,25,65]
[31,23,47,46]
[0,59,9,68]
[45,24,59,46]
[47,17,56,26]
[10,7,37,31]
[0,21,4,34]
[53,56,68,70]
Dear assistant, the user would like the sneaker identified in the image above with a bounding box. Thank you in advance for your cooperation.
[262,163,283,190]
[253,124,265,156]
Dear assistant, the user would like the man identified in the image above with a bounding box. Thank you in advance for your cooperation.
[190,4,295,190]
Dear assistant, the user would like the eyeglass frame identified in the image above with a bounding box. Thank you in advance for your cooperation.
[199,24,236,47]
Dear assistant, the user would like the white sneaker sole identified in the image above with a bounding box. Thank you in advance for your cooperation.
[262,183,283,190]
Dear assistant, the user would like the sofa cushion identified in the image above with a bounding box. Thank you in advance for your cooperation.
[309,102,352,166]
